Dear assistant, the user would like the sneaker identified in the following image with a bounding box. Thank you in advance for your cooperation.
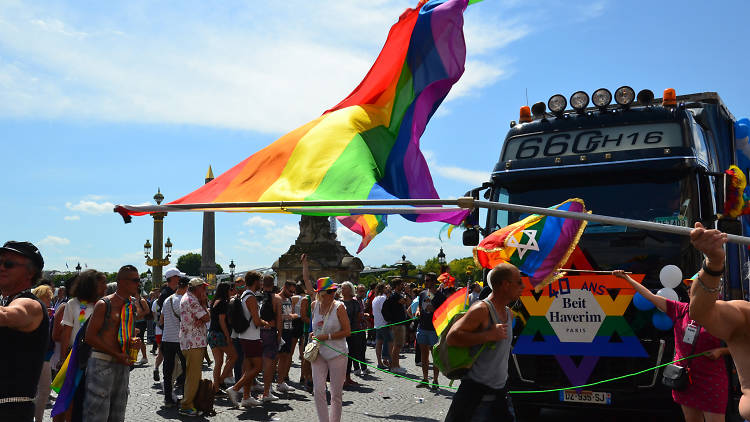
[430,383,439,391]
[138,357,148,365]
[153,369,160,382]
[223,376,235,386]
[353,369,362,376]
[416,381,429,388]
[163,400,177,408]
[241,396,262,407]
[391,367,407,375]
[251,383,264,393]
[261,393,279,402]
[377,364,388,370]
[226,388,241,407]
[361,367,370,375]
[178,407,198,417]
[276,382,295,393]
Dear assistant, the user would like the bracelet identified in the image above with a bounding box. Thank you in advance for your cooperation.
[702,259,725,277]
[696,275,721,293]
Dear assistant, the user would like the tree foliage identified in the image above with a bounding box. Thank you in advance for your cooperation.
[176,252,223,276]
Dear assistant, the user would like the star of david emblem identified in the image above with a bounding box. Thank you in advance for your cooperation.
[505,229,539,259]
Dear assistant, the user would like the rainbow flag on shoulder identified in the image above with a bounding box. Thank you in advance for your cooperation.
[115,0,473,250]
[433,287,469,336]
[473,198,588,291]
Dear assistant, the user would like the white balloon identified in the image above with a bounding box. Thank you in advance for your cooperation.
[657,287,679,302]
[659,265,683,289]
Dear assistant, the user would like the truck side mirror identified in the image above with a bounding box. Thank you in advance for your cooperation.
[717,218,742,236]
[463,227,479,246]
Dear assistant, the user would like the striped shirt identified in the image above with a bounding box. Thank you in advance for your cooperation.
[161,293,183,343]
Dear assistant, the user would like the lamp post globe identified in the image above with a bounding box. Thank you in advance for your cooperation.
[438,247,446,265]
[229,260,236,279]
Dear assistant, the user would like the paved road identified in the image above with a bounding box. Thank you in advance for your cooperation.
[42,344,666,421]
[44,344,455,421]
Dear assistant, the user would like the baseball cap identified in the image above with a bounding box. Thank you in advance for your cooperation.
[1,241,44,270]
[164,268,186,279]
[189,277,207,287]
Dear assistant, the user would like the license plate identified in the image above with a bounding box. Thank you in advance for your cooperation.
[559,390,611,405]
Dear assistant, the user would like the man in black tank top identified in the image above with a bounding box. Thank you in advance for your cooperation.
[258,275,282,402]
[0,241,48,422]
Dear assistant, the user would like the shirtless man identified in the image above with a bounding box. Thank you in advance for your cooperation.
[688,222,750,420]
[82,264,142,422]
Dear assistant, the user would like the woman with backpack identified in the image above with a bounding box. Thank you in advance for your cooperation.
[207,282,237,394]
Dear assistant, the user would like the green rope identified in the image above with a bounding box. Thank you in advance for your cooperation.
[315,337,708,393]
[349,317,418,335]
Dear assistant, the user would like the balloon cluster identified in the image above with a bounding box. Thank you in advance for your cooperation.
[631,265,682,330]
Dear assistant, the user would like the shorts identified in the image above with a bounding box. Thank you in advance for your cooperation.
[416,329,439,346]
[135,321,147,340]
[260,328,279,360]
[240,339,262,358]
[207,330,228,348]
[279,329,295,354]
[291,318,303,338]
[391,325,406,346]
[376,326,392,342]
[155,334,162,345]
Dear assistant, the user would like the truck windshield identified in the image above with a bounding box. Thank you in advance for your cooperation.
[500,175,696,283]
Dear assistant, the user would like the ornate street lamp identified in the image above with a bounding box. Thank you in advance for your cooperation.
[229,260,236,279]
[164,237,173,259]
[394,254,414,278]
[437,247,446,265]
[144,240,152,259]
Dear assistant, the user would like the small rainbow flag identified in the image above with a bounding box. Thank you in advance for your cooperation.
[116,0,472,251]
[336,214,387,253]
[433,287,469,336]
[474,198,588,291]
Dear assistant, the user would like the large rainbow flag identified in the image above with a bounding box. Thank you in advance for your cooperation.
[115,0,473,249]
[473,198,588,291]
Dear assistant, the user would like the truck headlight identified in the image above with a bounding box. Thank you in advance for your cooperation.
[615,86,635,106]
[570,91,589,112]
[592,88,612,108]
[548,94,567,114]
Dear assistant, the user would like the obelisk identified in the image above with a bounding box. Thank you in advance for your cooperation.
[200,165,216,283]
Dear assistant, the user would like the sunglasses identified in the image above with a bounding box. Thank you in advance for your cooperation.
[0,258,26,270]
[321,289,336,294]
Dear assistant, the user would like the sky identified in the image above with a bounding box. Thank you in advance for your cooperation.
[3,0,750,276]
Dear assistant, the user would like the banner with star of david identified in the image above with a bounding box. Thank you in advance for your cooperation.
[473,198,588,291]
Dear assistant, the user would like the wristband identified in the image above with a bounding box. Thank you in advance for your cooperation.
[696,275,721,293]
[702,259,724,277]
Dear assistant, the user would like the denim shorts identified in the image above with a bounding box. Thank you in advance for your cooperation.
[416,329,439,346]
[207,330,228,348]
[376,326,392,342]
[83,355,130,422]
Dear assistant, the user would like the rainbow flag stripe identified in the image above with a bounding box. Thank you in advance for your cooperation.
[117,0,471,249]
[336,214,388,253]
[432,287,469,336]
[473,199,588,290]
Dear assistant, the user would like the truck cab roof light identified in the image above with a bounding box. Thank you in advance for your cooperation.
[663,88,677,106]
[519,106,532,123]
[592,88,612,109]
[548,94,567,115]
[531,102,546,119]
[615,86,635,107]
[570,91,589,113]
[637,89,654,105]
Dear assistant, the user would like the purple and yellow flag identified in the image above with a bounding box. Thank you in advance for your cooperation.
[474,199,588,291]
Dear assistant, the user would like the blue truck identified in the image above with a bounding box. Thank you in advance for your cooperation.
[463,88,747,419]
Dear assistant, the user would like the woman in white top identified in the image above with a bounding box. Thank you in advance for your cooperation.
[308,274,351,422]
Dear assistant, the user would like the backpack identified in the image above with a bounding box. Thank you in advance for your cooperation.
[432,299,500,380]
[228,292,251,333]
[194,378,216,416]
[78,297,112,369]
[381,294,401,324]
[259,291,275,322]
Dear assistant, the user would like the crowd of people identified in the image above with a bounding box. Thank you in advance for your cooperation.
[1,223,749,422]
